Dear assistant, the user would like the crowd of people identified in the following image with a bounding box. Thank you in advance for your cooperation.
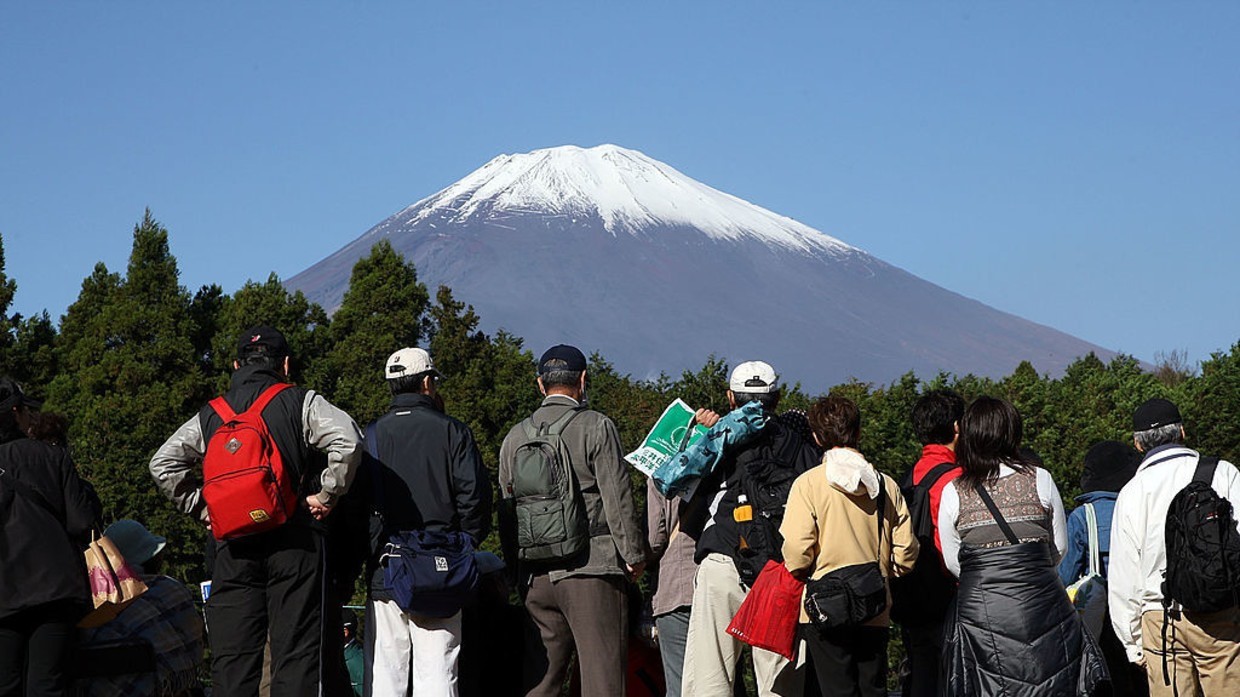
[0,324,1237,697]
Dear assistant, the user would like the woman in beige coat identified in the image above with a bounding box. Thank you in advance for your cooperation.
[780,396,918,697]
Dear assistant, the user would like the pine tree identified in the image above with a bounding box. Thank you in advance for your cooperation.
[48,211,209,581]
[428,285,539,469]
[0,234,21,377]
[320,241,430,425]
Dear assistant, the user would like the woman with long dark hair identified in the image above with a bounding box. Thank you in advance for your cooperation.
[937,396,1107,696]
[0,378,101,696]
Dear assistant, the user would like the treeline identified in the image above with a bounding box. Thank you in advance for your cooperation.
[2,211,1237,584]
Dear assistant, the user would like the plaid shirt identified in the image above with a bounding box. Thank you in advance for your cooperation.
[77,575,205,697]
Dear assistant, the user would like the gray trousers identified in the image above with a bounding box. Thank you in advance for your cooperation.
[655,608,690,697]
[522,574,628,697]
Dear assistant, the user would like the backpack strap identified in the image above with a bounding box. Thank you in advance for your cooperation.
[209,382,292,422]
[546,406,585,437]
[1193,455,1219,485]
[919,462,956,492]
[208,396,235,422]
[243,382,292,417]
[973,482,1021,545]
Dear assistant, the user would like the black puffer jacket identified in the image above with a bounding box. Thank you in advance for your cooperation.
[0,436,102,620]
[942,542,1109,696]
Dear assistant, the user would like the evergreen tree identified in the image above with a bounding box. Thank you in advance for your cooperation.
[0,234,21,377]
[320,242,429,425]
[429,285,539,469]
[48,211,209,581]
[9,312,58,397]
[1188,342,1240,463]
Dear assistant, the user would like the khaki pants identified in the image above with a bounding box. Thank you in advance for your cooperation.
[682,553,804,697]
[1141,608,1240,697]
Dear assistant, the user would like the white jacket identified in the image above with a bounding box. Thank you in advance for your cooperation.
[1107,445,1240,663]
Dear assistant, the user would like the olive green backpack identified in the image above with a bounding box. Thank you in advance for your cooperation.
[510,407,590,563]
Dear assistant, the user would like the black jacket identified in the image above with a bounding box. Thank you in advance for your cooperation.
[943,542,1109,696]
[0,435,102,620]
[687,415,819,563]
[362,393,492,596]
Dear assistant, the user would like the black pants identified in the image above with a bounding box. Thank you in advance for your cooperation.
[0,602,81,697]
[207,524,347,697]
[803,623,889,697]
[901,620,944,697]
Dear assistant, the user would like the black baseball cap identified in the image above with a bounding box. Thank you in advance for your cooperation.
[0,377,40,412]
[237,326,290,359]
[537,344,587,375]
[1133,398,1182,431]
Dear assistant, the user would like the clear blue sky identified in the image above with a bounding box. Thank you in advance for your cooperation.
[2,3,1237,371]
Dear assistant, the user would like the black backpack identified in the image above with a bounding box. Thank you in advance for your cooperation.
[1162,455,1240,614]
[734,432,804,587]
[889,462,958,625]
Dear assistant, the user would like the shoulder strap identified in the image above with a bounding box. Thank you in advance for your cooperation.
[208,382,292,422]
[546,406,585,437]
[973,482,1020,545]
[243,382,292,418]
[1084,502,1100,577]
[875,475,887,541]
[1193,455,1219,485]
[208,396,235,422]
[920,462,956,492]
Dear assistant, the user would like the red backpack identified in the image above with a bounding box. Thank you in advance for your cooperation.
[202,383,299,540]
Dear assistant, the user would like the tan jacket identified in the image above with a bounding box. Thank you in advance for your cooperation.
[780,447,919,625]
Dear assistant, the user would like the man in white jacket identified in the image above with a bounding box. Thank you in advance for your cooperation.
[1108,398,1240,697]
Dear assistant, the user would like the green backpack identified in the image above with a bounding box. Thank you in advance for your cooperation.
[510,407,590,563]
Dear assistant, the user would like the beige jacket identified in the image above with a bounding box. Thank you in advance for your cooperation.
[780,447,919,625]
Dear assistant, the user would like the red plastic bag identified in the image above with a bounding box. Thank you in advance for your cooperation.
[726,559,804,660]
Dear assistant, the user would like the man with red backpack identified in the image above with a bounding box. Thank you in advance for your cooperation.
[149,326,363,697]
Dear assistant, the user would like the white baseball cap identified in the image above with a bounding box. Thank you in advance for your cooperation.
[385,347,439,379]
[729,360,779,393]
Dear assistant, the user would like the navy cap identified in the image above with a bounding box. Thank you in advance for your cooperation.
[238,326,290,359]
[1133,398,1182,431]
[537,344,587,375]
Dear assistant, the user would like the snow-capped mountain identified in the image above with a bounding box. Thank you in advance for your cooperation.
[287,144,1116,387]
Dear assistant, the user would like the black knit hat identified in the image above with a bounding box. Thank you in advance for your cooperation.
[1080,440,1142,493]
[1132,398,1182,432]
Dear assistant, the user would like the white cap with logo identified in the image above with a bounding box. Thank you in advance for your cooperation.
[729,360,779,393]
[385,347,439,379]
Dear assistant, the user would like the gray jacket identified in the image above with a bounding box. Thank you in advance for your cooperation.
[498,394,646,581]
[150,379,362,522]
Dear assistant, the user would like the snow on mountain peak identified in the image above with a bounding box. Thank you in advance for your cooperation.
[401,144,855,255]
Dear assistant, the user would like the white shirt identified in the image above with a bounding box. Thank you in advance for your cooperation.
[1107,445,1240,663]
[938,464,1067,578]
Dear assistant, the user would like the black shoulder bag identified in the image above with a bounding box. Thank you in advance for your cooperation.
[804,479,889,630]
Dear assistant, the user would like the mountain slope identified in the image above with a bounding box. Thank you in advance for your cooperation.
[287,144,1115,387]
